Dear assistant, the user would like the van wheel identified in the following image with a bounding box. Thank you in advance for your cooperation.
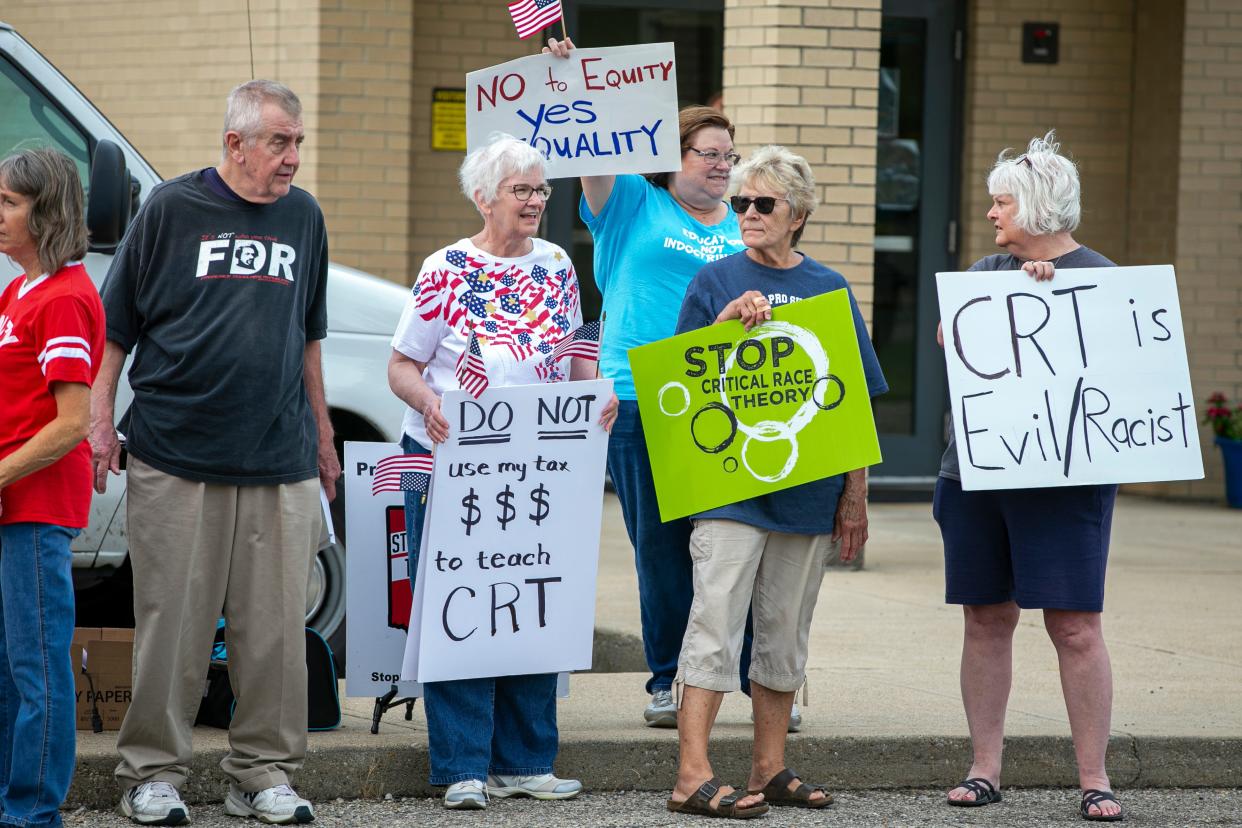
[307,534,346,670]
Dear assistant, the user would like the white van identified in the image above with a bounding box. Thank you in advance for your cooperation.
[0,21,408,661]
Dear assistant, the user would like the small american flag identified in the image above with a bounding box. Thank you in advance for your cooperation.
[508,0,562,39]
[548,320,601,363]
[456,329,490,398]
[373,453,434,495]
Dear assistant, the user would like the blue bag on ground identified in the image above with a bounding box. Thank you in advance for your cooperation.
[195,621,341,731]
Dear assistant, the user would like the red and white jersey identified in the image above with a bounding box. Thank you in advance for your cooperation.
[0,262,105,527]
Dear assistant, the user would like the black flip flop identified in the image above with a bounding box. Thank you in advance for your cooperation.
[946,777,1001,807]
[1081,789,1124,821]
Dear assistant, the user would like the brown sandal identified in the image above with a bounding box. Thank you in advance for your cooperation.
[748,767,833,809]
[667,777,770,819]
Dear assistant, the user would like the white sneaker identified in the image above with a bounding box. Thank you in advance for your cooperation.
[487,772,583,800]
[120,781,190,826]
[644,689,677,728]
[444,779,488,810]
[749,702,804,732]
[224,784,314,824]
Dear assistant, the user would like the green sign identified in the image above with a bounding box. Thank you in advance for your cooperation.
[629,290,882,521]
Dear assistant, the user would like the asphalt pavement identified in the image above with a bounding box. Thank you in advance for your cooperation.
[65,788,1242,827]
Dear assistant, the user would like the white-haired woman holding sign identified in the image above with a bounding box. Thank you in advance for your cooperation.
[934,131,1123,822]
[387,134,615,810]
[667,145,887,819]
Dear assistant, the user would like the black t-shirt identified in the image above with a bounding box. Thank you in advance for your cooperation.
[101,170,329,484]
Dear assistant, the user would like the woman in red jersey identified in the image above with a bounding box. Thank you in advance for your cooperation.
[0,147,104,828]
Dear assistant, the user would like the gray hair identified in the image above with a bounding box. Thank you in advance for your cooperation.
[987,130,1081,236]
[459,134,547,214]
[732,145,818,246]
[222,80,302,150]
[0,148,88,275]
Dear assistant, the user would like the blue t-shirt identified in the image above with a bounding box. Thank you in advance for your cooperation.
[675,251,888,535]
[580,175,744,400]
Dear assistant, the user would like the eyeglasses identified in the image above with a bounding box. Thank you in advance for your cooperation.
[1015,154,1032,168]
[729,195,788,215]
[685,147,741,167]
[509,183,553,201]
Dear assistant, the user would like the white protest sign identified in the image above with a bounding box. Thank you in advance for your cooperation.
[466,43,680,179]
[343,441,422,698]
[937,265,1204,490]
[401,379,612,683]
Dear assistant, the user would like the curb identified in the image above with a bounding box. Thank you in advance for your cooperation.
[68,735,1242,810]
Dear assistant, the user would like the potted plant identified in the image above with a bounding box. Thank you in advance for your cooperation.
[1203,392,1242,508]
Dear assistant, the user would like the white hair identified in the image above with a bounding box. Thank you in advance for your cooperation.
[222,80,302,150]
[459,134,547,214]
[986,130,1081,236]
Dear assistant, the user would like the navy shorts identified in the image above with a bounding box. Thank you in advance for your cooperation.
[933,477,1118,612]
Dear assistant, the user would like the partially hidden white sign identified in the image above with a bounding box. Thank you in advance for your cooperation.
[936,265,1204,490]
[466,43,680,179]
[402,379,612,683]
[342,441,422,698]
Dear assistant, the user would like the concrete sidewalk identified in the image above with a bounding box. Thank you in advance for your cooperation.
[68,494,1242,808]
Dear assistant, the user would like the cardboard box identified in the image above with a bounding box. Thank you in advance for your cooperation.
[70,627,134,731]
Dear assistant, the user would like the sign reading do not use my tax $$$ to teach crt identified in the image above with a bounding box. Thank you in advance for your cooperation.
[466,43,681,179]
[629,290,882,522]
[401,380,612,684]
[936,265,1204,490]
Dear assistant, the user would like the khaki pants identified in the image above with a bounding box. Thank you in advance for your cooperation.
[677,519,831,694]
[114,457,319,793]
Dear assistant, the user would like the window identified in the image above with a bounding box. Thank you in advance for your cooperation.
[0,56,91,190]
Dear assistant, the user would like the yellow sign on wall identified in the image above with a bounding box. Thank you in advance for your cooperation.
[431,88,466,152]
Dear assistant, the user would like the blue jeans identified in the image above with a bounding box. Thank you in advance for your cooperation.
[0,523,78,828]
[607,402,755,694]
[402,435,560,784]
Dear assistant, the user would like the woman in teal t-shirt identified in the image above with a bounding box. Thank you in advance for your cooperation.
[545,31,753,732]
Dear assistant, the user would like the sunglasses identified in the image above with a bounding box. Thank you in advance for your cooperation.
[729,195,788,215]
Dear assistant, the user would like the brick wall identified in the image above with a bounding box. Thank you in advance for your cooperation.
[960,0,1135,268]
[1166,0,1242,500]
[3,0,421,286]
[722,0,882,324]
[2,0,321,188]
[317,0,414,282]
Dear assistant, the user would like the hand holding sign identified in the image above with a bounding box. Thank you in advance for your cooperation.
[467,43,680,179]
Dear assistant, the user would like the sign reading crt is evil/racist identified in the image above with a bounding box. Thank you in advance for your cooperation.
[466,43,680,179]
[936,265,1204,490]
[629,290,882,522]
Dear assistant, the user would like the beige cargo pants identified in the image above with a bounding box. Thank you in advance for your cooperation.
[114,457,319,793]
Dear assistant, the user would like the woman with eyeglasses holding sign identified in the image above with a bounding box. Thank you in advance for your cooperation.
[934,132,1123,822]
[544,37,777,732]
[0,148,104,828]
[663,145,886,819]
[388,134,615,811]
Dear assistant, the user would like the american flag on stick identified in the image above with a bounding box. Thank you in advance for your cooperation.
[548,319,601,363]
[456,329,490,398]
[508,0,563,39]
[372,453,434,495]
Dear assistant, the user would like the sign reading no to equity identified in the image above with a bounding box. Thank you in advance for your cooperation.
[936,265,1204,490]
[629,291,882,521]
[466,43,681,179]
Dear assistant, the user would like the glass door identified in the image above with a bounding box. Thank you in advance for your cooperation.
[543,0,725,322]
[871,0,963,485]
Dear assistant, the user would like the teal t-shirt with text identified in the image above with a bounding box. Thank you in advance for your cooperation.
[579,175,743,400]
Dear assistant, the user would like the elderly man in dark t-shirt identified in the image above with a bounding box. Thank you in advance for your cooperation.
[90,80,339,826]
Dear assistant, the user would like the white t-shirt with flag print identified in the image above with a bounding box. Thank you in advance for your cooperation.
[391,237,583,448]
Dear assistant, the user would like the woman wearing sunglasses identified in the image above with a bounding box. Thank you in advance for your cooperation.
[664,145,887,818]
